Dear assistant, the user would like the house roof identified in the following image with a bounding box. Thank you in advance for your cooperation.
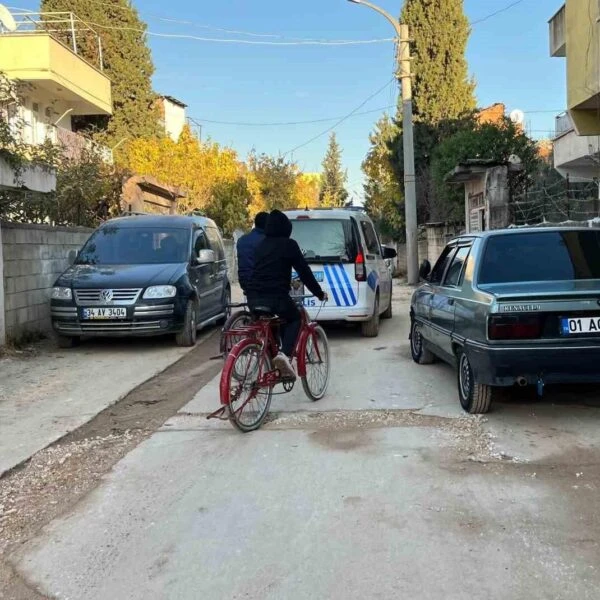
[159,95,187,108]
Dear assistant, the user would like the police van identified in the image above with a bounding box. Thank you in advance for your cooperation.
[286,208,397,337]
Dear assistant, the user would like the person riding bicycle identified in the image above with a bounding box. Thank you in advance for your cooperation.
[237,212,269,294]
[246,209,327,380]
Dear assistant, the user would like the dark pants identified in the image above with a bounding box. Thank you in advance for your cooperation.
[247,294,300,357]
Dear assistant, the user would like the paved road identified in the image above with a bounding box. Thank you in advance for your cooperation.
[12,284,600,599]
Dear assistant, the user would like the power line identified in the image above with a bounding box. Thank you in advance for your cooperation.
[190,105,397,127]
[471,0,527,25]
[282,79,395,157]
[83,20,394,46]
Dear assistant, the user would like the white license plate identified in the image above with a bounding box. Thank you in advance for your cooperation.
[82,307,127,320]
[561,317,600,335]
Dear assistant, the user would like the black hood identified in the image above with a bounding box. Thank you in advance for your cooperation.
[55,263,185,288]
[265,210,292,238]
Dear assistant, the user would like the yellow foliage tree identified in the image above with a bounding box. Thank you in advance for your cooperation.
[294,173,321,209]
[120,126,242,214]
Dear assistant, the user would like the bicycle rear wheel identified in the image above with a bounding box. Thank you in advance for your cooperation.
[225,342,273,432]
[220,310,253,359]
[301,326,330,401]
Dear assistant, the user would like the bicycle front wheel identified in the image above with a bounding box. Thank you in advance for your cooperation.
[301,326,330,401]
[220,310,252,359]
[225,342,273,432]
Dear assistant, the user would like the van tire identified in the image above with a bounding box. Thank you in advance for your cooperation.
[382,293,393,319]
[176,301,198,347]
[361,294,380,337]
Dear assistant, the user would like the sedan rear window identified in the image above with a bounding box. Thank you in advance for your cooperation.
[291,219,357,262]
[479,231,600,284]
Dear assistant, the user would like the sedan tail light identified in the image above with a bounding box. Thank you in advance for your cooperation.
[488,314,543,340]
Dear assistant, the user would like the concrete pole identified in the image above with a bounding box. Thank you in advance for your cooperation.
[399,24,419,285]
[346,1,419,284]
[0,220,6,346]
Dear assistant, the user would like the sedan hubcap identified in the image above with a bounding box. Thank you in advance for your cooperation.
[459,355,471,399]
[411,323,422,355]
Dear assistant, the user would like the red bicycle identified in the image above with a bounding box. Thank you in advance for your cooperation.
[209,295,330,432]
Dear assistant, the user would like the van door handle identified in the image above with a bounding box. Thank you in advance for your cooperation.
[448,298,455,306]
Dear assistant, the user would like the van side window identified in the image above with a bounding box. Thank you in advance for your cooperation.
[205,227,225,261]
[430,246,456,285]
[360,221,381,255]
[194,230,209,256]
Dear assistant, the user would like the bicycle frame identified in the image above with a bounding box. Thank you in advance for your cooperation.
[218,299,325,408]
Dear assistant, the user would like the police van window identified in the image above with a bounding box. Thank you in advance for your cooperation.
[443,246,471,287]
[205,227,225,261]
[430,246,456,285]
[194,230,209,255]
[361,221,381,255]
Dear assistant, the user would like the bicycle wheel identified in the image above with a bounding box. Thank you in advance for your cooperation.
[301,326,330,401]
[225,342,273,432]
[220,310,252,359]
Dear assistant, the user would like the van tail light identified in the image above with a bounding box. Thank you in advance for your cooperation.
[355,252,366,282]
[488,314,543,340]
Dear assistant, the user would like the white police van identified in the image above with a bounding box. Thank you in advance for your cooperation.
[286,207,397,337]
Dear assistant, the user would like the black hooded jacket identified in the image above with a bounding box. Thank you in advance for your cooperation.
[248,210,324,299]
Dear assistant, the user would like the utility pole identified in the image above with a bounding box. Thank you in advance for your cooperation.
[347,0,419,284]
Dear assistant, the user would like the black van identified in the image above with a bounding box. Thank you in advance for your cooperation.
[50,214,230,347]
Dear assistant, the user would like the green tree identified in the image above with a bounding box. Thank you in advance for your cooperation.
[319,133,348,207]
[205,178,251,237]
[431,117,541,220]
[401,0,476,124]
[362,114,404,240]
[248,153,298,211]
[41,0,161,149]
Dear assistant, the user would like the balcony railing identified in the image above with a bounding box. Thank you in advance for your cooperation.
[7,12,104,72]
[55,127,112,163]
[555,112,574,138]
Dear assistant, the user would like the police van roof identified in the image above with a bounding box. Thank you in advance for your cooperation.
[285,207,368,220]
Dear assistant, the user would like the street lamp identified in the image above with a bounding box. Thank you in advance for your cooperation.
[347,0,419,286]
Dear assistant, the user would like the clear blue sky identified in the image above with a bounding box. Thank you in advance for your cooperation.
[12,0,566,201]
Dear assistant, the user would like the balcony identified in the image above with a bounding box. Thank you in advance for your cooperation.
[549,4,566,57]
[0,13,111,116]
[54,127,112,163]
[553,113,600,181]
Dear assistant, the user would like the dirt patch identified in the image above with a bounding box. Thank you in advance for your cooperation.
[0,331,221,599]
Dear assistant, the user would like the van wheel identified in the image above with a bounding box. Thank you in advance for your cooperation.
[457,350,495,414]
[361,294,380,337]
[176,301,198,347]
[410,320,435,365]
[382,293,393,319]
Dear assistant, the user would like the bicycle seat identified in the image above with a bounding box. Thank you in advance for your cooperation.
[251,306,277,318]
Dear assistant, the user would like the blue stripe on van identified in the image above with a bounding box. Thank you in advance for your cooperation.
[323,265,341,307]
[337,264,357,306]
[330,264,350,307]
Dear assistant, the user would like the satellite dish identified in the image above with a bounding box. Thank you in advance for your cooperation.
[0,4,17,32]
[509,109,525,126]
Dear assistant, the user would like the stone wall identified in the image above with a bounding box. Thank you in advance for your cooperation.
[0,222,92,343]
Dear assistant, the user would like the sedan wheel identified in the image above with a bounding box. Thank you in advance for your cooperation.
[410,319,435,365]
[457,350,494,414]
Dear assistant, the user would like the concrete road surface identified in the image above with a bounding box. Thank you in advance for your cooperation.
[11,284,600,599]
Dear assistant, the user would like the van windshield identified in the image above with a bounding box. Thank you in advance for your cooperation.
[290,219,357,263]
[76,226,191,265]
[479,231,600,284]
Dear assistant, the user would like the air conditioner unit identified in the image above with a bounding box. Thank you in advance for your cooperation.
[45,107,53,118]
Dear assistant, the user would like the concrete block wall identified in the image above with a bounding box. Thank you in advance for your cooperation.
[0,222,92,342]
